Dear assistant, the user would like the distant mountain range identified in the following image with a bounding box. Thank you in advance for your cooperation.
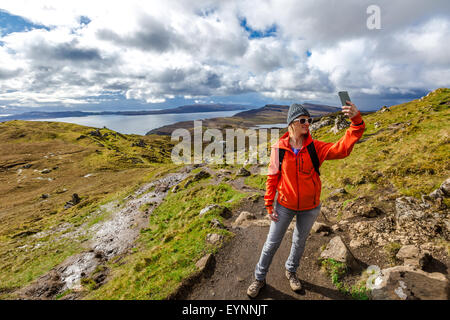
[0,104,258,122]
[146,102,342,135]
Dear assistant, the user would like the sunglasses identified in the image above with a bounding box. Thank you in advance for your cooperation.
[292,118,313,125]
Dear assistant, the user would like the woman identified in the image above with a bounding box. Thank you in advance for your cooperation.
[247,101,365,298]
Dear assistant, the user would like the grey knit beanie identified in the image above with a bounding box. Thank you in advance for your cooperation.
[287,103,311,125]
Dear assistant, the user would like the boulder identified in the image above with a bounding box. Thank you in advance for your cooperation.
[310,117,333,132]
[206,233,223,245]
[370,266,449,300]
[210,218,225,229]
[217,169,232,175]
[233,211,257,227]
[396,245,431,269]
[311,222,332,235]
[88,129,103,137]
[429,188,444,199]
[328,188,347,200]
[193,169,211,180]
[64,193,80,209]
[320,236,359,270]
[183,170,211,188]
[236,167,251,177]
[440,178,450,196]
[429,177,450,199]
[195,254,214,272]
[329,115,350,134]
[379,106,390,113]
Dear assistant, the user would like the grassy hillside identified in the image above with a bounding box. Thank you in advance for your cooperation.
[0,120,179,296]
[316,88,449,205]
[244,88,449,207]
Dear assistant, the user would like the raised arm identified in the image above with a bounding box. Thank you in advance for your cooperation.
[315,105,366,162]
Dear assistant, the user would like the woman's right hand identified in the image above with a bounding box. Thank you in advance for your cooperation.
[266,206,279,222]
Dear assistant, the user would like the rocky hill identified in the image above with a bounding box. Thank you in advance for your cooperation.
[146,102,342,135]
[0,88,448,300]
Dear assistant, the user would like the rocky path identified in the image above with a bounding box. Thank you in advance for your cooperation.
[15,167,192,299]
[182,192,350,300]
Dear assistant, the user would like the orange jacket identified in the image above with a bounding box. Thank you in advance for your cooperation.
[264,111,365,211]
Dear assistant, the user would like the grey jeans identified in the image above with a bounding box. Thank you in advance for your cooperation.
[254,201,321,281]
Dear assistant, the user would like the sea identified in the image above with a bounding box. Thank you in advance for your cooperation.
[26,110,248,135]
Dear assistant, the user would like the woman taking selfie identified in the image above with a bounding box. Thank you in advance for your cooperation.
[247,101,365,298]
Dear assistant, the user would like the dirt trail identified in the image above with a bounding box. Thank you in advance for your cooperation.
[186,225,349,300]
[182,175,350,300]
[15,167,192,299]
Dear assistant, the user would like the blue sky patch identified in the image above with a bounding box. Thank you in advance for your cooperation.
[239,17,277,39]
[79,16,91,26]
[195,7,217,18]
[0,9,50,36]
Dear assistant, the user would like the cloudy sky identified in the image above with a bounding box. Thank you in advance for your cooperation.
[0,0,449,113]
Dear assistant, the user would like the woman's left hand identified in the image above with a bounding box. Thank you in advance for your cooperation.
[342,101,359,119]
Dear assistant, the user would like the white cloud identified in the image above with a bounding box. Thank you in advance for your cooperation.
[0,0,449,110]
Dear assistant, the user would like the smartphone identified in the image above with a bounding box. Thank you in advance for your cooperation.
[338,91,351,106]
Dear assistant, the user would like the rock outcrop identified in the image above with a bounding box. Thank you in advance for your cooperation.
[232,211,257,228]
[370,266,449,300]
[320,236,359,270]
[395,245,431,269]
[310,117,333,132]
[329,115,350,134]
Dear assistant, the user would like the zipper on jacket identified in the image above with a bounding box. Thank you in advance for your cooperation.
[312,175,317,206]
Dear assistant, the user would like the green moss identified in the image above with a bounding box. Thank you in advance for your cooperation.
[55,289,73,300]
[384,242,402,266]
[342,196,358,209]
[244,174,267,190]
[81,277,98,291]
[320,258,370,300]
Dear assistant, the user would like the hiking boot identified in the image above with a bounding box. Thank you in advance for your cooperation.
[247,279,266,298]
[285,270,302,292]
